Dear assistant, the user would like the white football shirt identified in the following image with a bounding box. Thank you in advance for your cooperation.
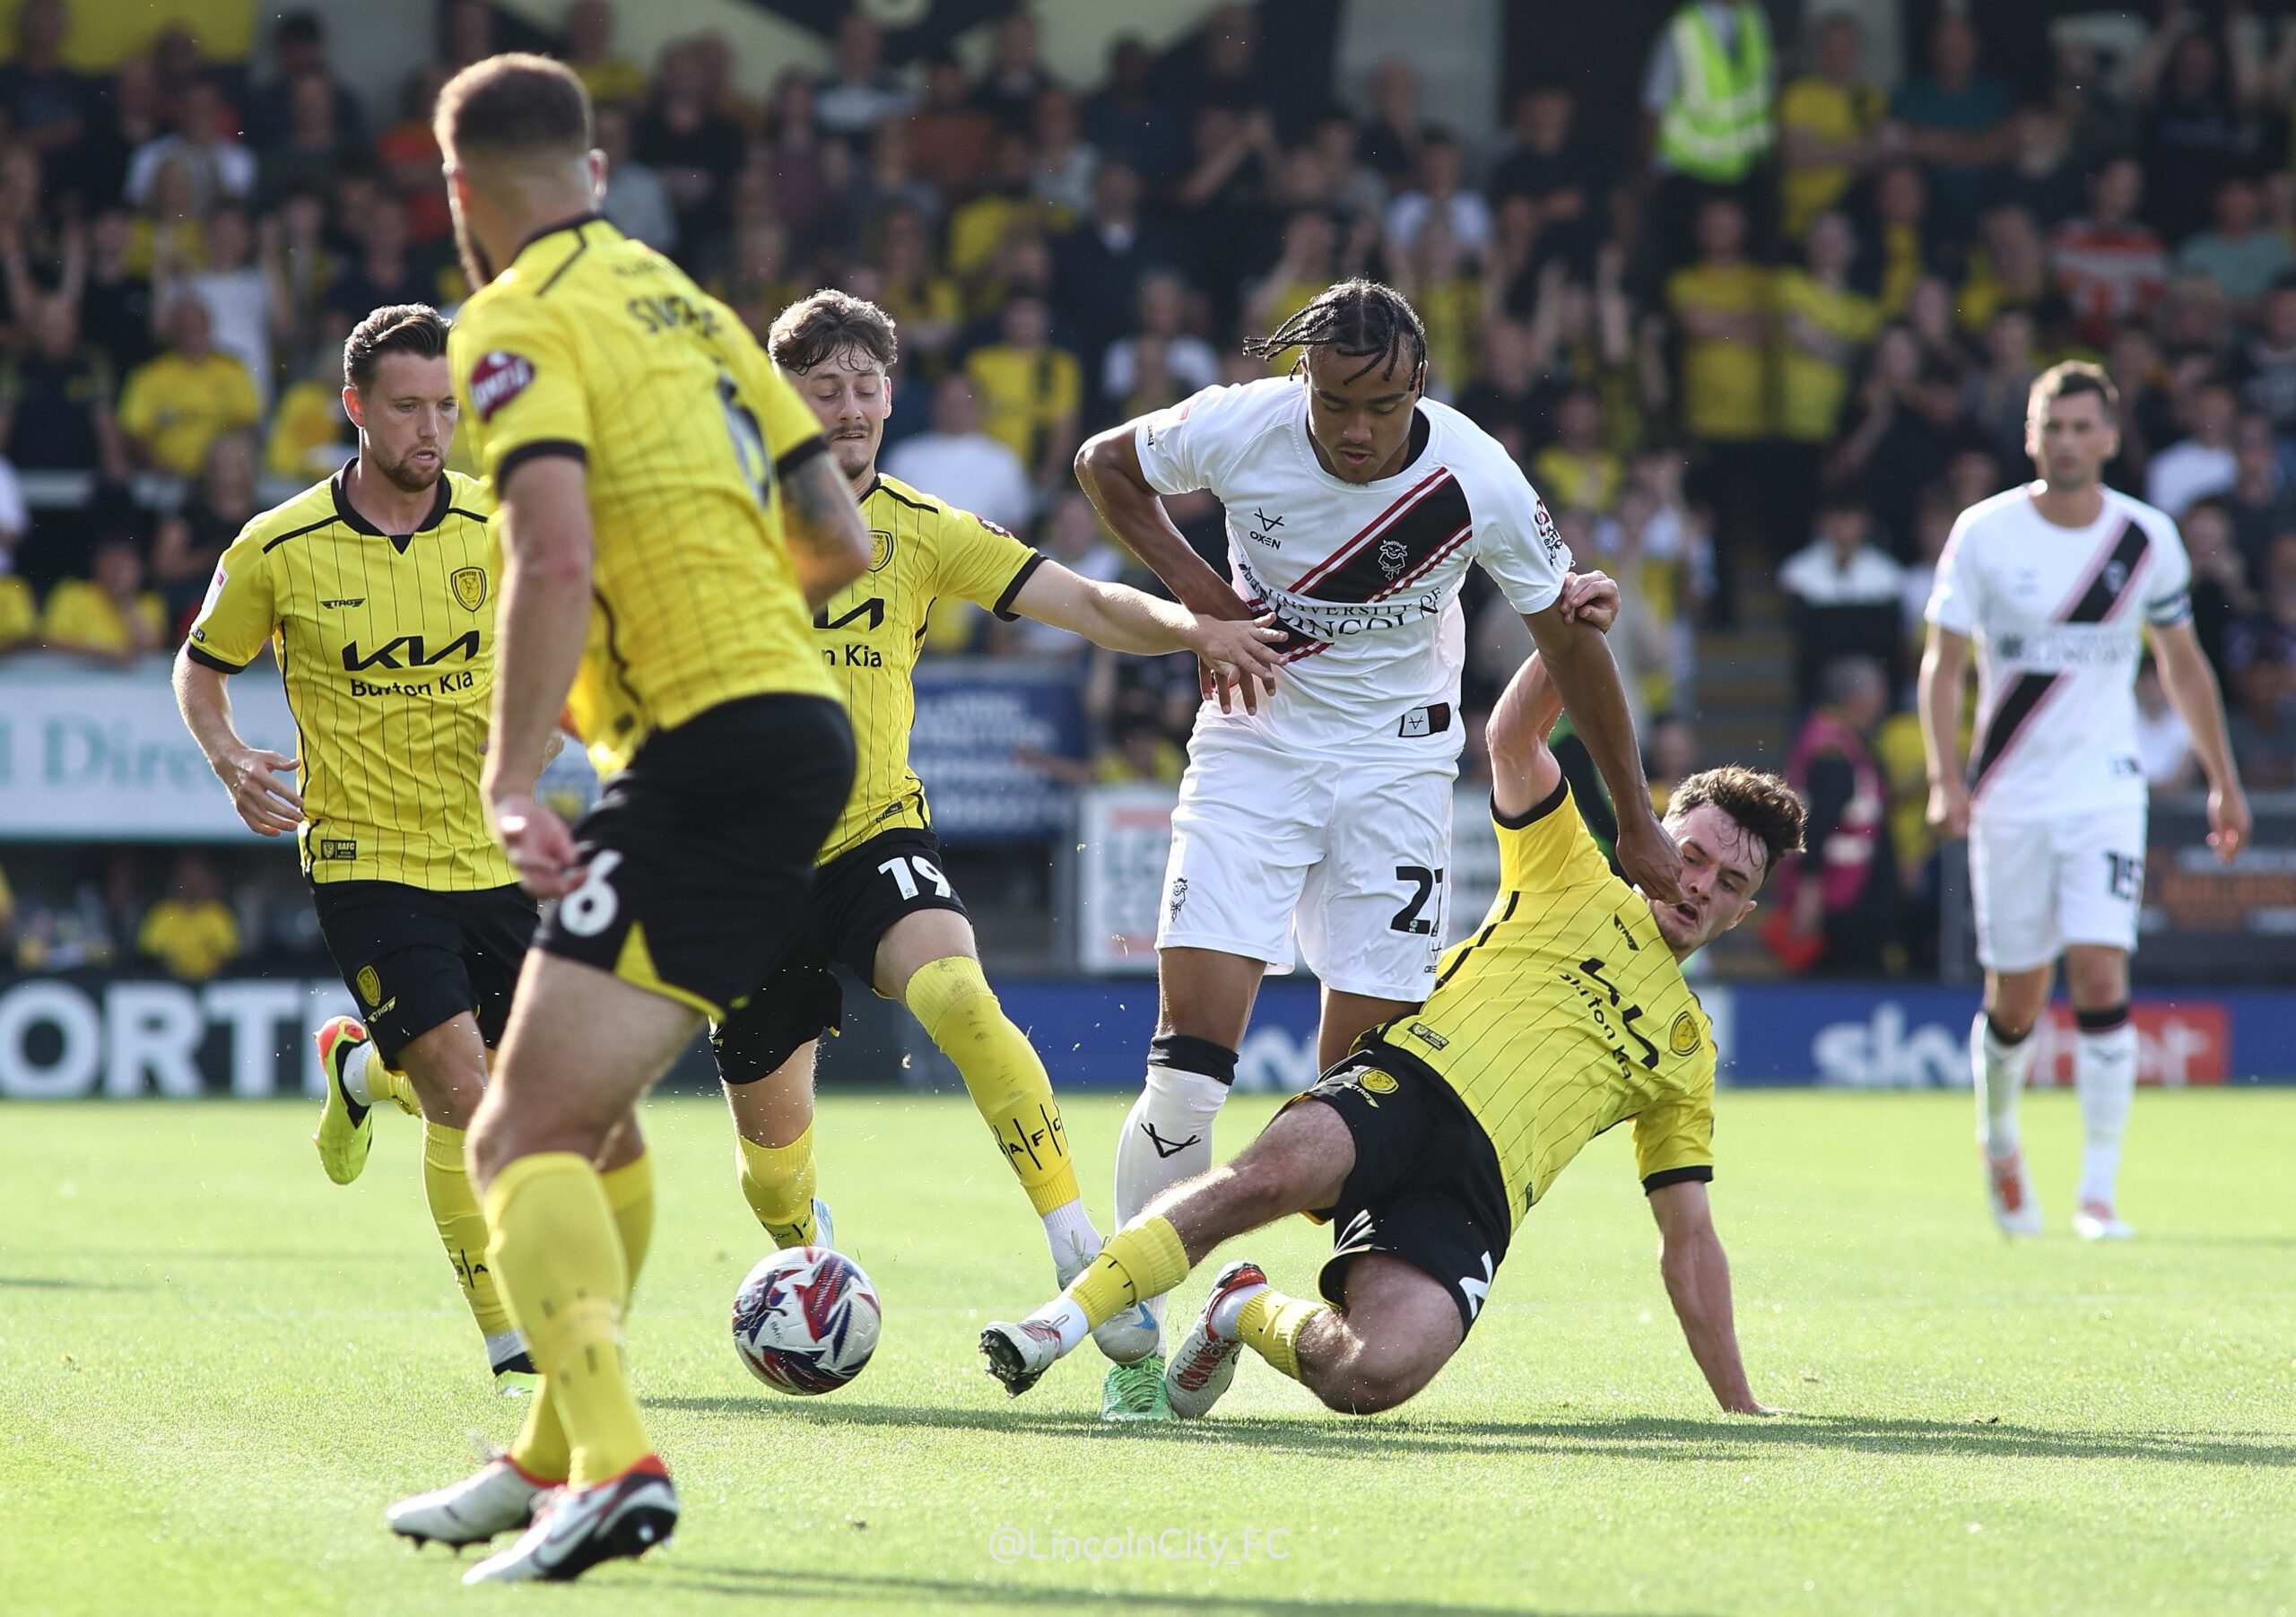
[1134,377,1568,752]
[1926,483,2192,822]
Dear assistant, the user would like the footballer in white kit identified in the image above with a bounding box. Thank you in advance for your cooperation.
[1074,280,1679,1416]
[1920,362,2248,1241]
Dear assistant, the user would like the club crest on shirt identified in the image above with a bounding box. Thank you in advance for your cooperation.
[467,350,535,422]
[1669,1010,1701,1056]
[450,566,488,611]
[868,528,896,571]
[2101,559,2128,596]
[1378,537,1409,579]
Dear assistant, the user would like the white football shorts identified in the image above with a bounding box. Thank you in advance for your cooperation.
[1155,725,1456,1001]
[1968,800,2148,972]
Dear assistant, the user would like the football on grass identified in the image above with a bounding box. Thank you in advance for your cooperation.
[731,1247,882,1395]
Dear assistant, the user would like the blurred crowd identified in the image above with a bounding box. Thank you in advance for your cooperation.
[0,0,2289,979]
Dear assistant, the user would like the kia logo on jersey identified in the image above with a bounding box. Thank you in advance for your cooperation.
[468,351,535,422]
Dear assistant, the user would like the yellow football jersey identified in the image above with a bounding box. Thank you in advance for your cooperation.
[816,474,1040,862]
[448,213,837,777]
[1377,781,1717,1226]
[187,464,516,891]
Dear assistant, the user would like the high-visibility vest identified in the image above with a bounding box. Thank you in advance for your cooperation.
[1656,2,1775,183]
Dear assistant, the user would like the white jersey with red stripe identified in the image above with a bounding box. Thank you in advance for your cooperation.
[1134,377,1568,754]
[1926,482,2192,822]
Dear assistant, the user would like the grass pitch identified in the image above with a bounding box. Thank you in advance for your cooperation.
[2,1088,2292,1616]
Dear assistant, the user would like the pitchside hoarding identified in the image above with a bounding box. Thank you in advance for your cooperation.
[2,972,2283,1099]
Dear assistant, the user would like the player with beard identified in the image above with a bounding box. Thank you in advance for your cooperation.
[176,303,566,1391]
[980,579,1798,1421]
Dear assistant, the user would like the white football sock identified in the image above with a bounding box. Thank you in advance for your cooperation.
[1028,1296,1091,1355]
[1971,1013,2037,1157]
[1208,1278,1268,1340]
[1041,1198,1100,1274]
[341,1040,381,1108]
[1112,1041,1232,1334]
[2074,1016,2137,1207]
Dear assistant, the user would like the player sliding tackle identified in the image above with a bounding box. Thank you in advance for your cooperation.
[983,572,1799,1418]
[1073,278,1683,1418]
[714,289,1282,1291]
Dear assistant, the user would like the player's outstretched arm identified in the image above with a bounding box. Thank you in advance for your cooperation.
[1006,561,1284,712]
[2150,619,2251,863]
[1073,425,1253,621]
[487,455,595,896]
[172,651,302,836]
[1522,599,1683,902]
[1917,623,1971,839]
[1648,1179,1769,1415]
[779,449,872,610]
[1489,569,1618,819]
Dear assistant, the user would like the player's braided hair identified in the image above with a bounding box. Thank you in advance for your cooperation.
[1665,767,1806,888]
[1242,278,1428,386]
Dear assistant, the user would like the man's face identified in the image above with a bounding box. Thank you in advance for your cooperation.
[1301,343,1422,482]
[347,352,456,492]
[1647,802,1764,953]
[796,345,890,482]
[2026,392,2118,488]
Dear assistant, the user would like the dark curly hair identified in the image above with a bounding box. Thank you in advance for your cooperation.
[1665,766,1806,888]
[768,288,899,375]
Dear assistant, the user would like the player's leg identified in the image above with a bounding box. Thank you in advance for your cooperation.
[873,905,1100,1280]
[2056,802,2146,1238]
[1110,732,1318,1392]
[979,1091,1356,1396]
[715,961,838,1249]
[1966,813,2057,1234]
[1283,1253,1465,1415]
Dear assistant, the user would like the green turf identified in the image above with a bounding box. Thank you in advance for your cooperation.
[3,1090,2292,1615]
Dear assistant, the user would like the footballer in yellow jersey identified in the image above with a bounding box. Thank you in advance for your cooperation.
[175,304,541,1388]
[709,291,1281,1327]
[393,57,873,1578]
[983,575,1807,1421]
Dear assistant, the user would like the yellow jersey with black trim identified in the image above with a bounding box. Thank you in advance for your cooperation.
[1373,780,1716,1227]
[816,472,1041,861]
[186,463,515,891]
[448,213,837,777]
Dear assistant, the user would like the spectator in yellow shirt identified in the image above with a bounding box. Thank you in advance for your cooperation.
[40,535,166,663]
[1530,387,1623,514]
[965,294,1082,491]
[0,573,33,652]
[1387,210,1482,396]
[117,299,260,476]
[1772,212,1880,557]
[1667,197,1771,622]
[562,0,647,108]
[137,854,240,982]
[1777,13,1890,240]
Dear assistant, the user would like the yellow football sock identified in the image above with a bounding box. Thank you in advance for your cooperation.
[516,1147,656,1484]
[1236,1290,1331,1383]
[484,1152,649,1489]
[421,1122,512,1336]
[907,956,1082,1216]
[1065,1215,1189,1330]
[348,1041,419,1117]
[736,1125,818,1247]
[600,1150,655,1292]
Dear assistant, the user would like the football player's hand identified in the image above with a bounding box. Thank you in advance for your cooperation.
[218,746,303,837]
[1558,569,1620,634]
[1926,778,1970,839]
[2207,782,2250,864]
[491,791,586,897]
[1616,810,1684,906]
[1189,613,1284,714]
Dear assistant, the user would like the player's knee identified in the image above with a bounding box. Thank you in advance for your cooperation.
[1319,1355,1434,1415]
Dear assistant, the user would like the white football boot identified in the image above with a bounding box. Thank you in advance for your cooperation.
[386,1456,550,1547]
[1983,1148,2044,1237]
[461,1457,677,1584]
[978,1318,1068,1397]
[1163,1260,1267,1420]
[2072,1200,2133,1240]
